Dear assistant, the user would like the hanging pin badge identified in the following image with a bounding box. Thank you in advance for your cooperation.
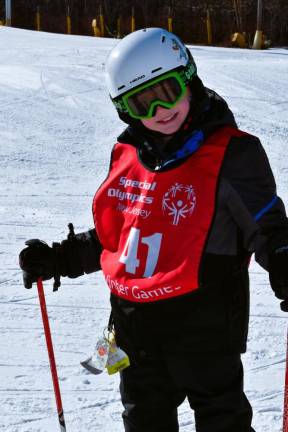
[81,329,130,375]
[80,336,110,375]
[105,331,130,375]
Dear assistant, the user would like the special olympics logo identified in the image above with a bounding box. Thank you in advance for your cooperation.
[162,183,196,225]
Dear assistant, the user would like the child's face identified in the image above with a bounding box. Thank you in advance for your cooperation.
[140,88,191,135]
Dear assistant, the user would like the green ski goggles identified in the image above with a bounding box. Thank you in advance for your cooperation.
[113,63,196,120]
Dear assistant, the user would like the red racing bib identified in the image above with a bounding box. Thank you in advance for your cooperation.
[93,126,247,303]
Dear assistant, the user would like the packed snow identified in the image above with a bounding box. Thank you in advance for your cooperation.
[0,27,288,431]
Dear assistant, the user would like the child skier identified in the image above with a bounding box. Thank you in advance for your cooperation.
[20,28,288,432]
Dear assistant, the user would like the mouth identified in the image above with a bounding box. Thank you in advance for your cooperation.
[156,112,178,125]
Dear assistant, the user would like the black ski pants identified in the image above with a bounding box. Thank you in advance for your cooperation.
[120,351,255,432]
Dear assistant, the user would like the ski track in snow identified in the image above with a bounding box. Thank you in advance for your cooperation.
[0,27,288,431]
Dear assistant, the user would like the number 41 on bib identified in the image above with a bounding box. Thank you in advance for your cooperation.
[119,227,162,278]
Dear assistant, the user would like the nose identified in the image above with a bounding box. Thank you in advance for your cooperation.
[156,105,169,113]
[154,104,170,117]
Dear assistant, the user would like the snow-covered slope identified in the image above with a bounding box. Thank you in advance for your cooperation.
[0,27,287,431]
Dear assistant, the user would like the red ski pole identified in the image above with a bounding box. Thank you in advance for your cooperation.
[37,278,67,431]
[283,328,288,432]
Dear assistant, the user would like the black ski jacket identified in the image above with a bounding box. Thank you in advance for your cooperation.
[65,89,288,358]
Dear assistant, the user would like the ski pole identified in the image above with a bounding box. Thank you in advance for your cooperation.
[283,327,288,432]
[37,278,67,431]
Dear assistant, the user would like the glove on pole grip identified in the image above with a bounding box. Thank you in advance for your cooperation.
[37,278,67,431]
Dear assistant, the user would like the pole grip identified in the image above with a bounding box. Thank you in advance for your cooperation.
[37,279,66,431]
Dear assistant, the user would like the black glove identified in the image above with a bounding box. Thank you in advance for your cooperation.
[19,224,102,290]
[269,245,288,312]
[19,239,66,289]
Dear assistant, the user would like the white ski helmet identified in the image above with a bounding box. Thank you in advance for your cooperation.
[105,27,197,100]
